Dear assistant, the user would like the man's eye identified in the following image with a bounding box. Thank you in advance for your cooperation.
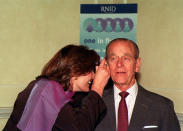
[110,57,116,60]
[124,57,129,60]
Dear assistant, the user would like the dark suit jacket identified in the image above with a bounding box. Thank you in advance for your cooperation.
[52,91,107,131]
[95,84,181,131]
[3,77,107,131]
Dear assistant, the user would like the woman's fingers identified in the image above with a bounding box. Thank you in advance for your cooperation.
[92,59,110,97]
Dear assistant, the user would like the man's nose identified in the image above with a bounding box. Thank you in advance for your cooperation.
[116,57,124,67]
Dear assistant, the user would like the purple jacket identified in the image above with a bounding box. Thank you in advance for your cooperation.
[17,79,74,131]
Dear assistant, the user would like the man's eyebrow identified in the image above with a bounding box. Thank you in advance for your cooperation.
[108,53,133,57]
[124,53,133,57]
[107,53,115,57]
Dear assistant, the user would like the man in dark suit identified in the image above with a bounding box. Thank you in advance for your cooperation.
[95,38,180,131]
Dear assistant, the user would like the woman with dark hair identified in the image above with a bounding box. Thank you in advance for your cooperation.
[3,44,110,131]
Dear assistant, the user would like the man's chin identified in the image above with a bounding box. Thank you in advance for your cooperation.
[113,80,127,86]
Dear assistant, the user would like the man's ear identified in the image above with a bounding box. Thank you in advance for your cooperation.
[135,57,141,72]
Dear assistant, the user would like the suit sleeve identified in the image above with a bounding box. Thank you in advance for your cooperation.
[52,90,107,131]
[160,100,181,131]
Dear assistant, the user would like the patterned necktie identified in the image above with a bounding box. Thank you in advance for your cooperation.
[118,91,129,131]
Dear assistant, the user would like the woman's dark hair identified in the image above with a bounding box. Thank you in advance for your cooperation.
[41,44,100,90]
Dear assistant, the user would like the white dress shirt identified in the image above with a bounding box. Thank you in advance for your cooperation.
[114,81,138,127]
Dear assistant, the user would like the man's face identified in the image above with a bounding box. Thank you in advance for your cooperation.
[106,41,141,89]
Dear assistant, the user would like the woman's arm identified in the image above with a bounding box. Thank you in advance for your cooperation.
[53,91,106,131]
[52,59,110,131]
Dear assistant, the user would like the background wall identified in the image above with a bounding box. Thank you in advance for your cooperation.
[0,0,183,130]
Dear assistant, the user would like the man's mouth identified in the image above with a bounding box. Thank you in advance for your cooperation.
[116,71,126,74]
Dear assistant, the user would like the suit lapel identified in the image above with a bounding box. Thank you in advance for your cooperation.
[95,86,116,131]
[96,84,154,131]
[103,87,116,131]
[128,86,151,131]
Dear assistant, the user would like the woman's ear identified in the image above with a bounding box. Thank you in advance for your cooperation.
[70,77,77,91]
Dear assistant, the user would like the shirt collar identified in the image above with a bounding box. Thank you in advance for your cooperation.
[114,81,138,99]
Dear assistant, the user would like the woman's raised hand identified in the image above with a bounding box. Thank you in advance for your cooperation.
[91,59,110,97]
